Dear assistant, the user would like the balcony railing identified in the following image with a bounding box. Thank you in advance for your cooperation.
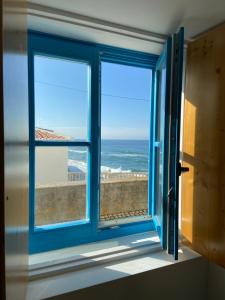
[68,171,148,182]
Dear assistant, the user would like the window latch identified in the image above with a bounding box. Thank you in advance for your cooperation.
[168,186,174,200]
[177,162,189,176]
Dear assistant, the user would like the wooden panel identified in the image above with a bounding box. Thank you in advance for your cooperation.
[182,22,225,268]
[2,1,29,299]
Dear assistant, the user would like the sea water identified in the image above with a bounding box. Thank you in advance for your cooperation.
[68,140,149,174]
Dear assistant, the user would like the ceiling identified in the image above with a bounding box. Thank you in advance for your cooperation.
[28,0,225,54]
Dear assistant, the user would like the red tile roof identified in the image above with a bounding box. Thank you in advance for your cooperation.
[35,128,68,140]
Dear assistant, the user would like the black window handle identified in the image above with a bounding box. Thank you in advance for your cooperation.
[168,186,174,199]
[177,162,189,176]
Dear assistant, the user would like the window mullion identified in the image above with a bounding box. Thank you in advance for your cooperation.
[34,141,91,147]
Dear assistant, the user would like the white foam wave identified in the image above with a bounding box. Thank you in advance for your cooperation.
[68,149,87,154]
[68,159,131,173]
[69,150,146,158]
[100,165,131,173]
[68,159,87,173]
[106,153,147,158]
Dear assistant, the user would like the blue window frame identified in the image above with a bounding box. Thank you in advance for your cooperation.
[151,28,184,260]
[151,38,172,249]
[167,28,184,259]
[28,31,158,254]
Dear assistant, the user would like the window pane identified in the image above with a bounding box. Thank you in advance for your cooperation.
[100,62,152,226]
[154,68,166,217]
[34,55,90,141]
[35,146,89,226]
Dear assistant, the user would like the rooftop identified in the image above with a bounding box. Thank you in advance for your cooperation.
[35,127,68,141]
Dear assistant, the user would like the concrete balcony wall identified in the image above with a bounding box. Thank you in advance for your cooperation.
[35,179,148,226]
[100,179,148,216]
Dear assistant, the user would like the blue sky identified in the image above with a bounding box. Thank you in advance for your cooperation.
[35,56,152,140]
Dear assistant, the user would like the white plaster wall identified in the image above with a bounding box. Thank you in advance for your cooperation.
[35,147,68,186]
[207,262,225,300]
[45,257,208,300]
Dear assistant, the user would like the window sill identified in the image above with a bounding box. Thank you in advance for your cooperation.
[29,231,160,278]
[27,232,201,300]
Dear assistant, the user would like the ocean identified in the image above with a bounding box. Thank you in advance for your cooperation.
[68,139,149,174]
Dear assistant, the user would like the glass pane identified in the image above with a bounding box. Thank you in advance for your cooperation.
[35,146,88,226]
[154,68,166,217]
[100,62,152,226]
[34,55,90,141]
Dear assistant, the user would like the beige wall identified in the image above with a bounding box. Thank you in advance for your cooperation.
[36,147,68,185]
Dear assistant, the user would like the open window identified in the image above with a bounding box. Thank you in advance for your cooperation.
[28,30,184,259]
[152,28,184,259]
[100,61,152,227]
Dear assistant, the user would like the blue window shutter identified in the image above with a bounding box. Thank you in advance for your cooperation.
[153,28,184,259]
[167,28,184,259]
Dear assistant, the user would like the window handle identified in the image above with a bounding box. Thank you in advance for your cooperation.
[168,186,174,200]
[177,162,189,176]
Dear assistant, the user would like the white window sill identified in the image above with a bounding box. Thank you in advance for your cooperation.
[27,232,201,300]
